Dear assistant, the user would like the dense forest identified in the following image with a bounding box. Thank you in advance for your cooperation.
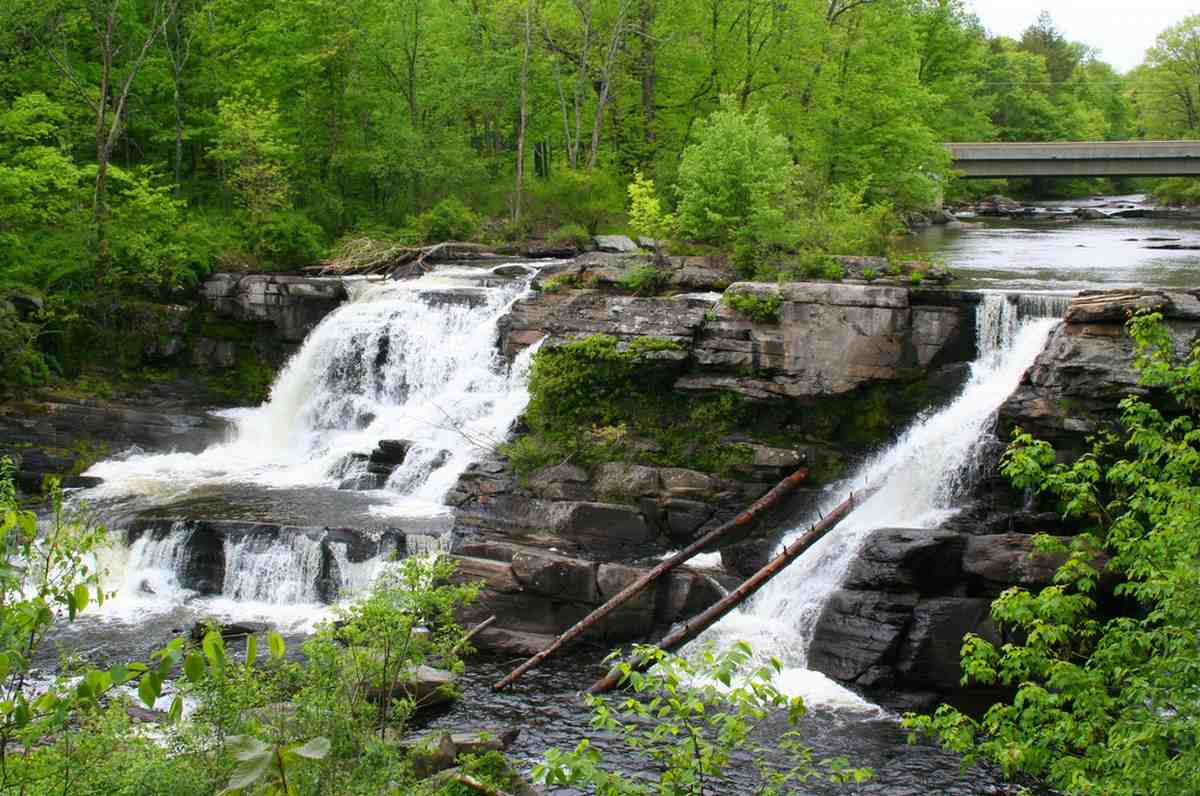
[1,1,1199,387]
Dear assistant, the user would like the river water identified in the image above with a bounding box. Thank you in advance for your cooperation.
[50,199,1194,793]
[899,194,1200,291]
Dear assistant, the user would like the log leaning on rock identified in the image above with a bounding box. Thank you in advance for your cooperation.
[492,467,811,692]
[587,484,881,695]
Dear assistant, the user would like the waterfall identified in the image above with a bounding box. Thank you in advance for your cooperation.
[698,292,1065,710]
[85,265,537,516]
[83,264,541,625]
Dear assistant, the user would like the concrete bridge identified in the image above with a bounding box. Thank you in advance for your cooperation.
[946,141,1200,178]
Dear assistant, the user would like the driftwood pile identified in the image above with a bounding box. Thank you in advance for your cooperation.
[313,240,496,278]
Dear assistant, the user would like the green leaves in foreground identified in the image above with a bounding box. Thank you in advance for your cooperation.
[535,642,870,796]
[904,313,1200,795]
[219,734,331,796]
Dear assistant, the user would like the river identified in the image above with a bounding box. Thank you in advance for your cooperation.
[51,198,1196,794]
[899,194,1200,291]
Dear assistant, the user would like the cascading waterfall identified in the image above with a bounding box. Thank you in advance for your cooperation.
[84,264,543,622]
[698,292,1066,710]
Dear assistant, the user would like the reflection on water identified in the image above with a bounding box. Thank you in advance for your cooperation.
[900,194,1200,291]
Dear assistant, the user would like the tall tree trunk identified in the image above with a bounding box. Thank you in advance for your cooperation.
[513,0,532,224]
[638,0,656,148]
[585,0,628,170]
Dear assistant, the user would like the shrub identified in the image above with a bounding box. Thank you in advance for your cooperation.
[862,267,878,281]
[0,302,50,388]
[725,290,782,323]
[1150,177,1200,206]
[245,209,327,268]
[536,643,871,794]
[548,222,590,247]
[526,170,625,234]
[627,169,675,245]
[413,197,480,243]
[617,264,667,296]
[675,99,793,248]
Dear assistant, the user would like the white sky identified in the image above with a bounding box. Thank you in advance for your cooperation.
[969,1,1194,73]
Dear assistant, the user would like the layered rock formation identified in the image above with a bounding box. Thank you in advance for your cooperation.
[453,254,986,655]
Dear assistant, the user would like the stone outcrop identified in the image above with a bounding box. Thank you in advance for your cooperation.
[201,273,347,343]
[999,288,1200,454]
[807,527,1073,707]
[0,397,231,492]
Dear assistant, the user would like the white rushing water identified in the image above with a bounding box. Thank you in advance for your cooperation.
[86,266,539,517]
[83,264,543,626]
[698,292,1068,713]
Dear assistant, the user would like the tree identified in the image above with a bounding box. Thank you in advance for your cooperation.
[41,0,179,260]
[674,99,793,246]
[906,312,1200,795]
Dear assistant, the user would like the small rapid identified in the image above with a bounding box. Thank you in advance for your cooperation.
[697,292,1069,712]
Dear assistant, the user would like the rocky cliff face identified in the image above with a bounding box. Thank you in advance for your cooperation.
[998,288,1200,454]
[451,254,985,655]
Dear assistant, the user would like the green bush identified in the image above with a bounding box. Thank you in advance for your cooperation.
[548,222,590,247]
[1150,177,1200,206]
[245,209,327,268]
[413,197,480,243]
[617,264,667,296]
[724,290,782,323]
[0,302,49,388]
[526,170,625,235]
[675,99,794,248]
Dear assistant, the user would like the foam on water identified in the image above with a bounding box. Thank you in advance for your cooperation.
[694,293,1065,713]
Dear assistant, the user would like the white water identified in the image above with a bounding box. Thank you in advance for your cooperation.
[698,292,1067,713]
[82,264,543,626]
[86,266,538,518]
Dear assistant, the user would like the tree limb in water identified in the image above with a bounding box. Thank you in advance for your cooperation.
[587,484,881,695]
[493,467,812,691]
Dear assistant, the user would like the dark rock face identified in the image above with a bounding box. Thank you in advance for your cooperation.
[998,289,1200,455]
[0,398,232,492]
[808,527,1070,702]
[202,273,347,343]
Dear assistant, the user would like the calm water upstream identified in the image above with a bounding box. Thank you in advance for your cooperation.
[899,194,1200,291]
[48,201,1188,793]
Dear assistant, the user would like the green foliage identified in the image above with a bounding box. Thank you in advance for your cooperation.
[0,302,50,387]
[526,171,625,235]
[548,222,591,247]
[505,335,753,477]
[413,197,481,243]
[617,265,667,296]
[244,210,328,268]
[210,96,296,218]
[626,170,675,244]
[1150,177,1200,206]
[724,290,782,323]
[675,100,793,248]
[905,313,1200,795]
[536,643,870,795]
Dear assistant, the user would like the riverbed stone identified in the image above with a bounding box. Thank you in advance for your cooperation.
[593,235,639,253]
[894,598,999,689]
[843,528,963,593]
[548,501,654,548]
[962,533,1064,591]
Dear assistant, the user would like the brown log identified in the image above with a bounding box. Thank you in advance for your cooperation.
[435,771,515,796]
[491,467,811,692]
[587,484,880,695]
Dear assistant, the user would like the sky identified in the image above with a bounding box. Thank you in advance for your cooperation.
[970,1,1194,72]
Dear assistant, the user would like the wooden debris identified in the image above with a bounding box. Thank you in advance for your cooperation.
[492,467,811,692]
[587,484,881,695]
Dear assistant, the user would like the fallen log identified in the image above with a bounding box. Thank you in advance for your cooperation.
[491,467,811,692]
[587,484,880,695]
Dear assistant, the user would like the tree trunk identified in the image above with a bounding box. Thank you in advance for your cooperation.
[513,0,532,225]
[587,485,880,696]
[638,0,656,147]
[493,467,811,691]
